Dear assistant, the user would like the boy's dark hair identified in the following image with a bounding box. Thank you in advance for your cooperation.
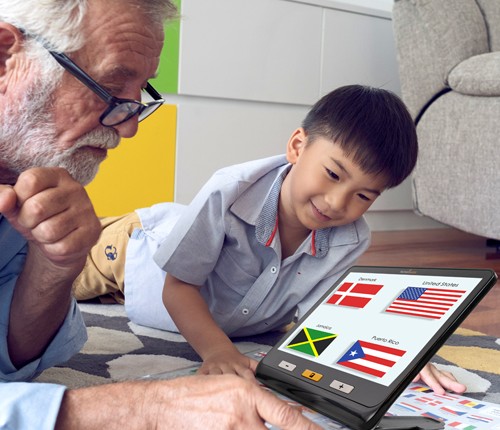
[302,85,418,189]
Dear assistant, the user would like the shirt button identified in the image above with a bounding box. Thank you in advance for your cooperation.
[242,308,249,315]
[270,266,278,274]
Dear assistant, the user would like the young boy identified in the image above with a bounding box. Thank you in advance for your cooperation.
[74,85,465,394]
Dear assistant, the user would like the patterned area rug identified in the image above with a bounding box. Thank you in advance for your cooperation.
[36,304,500,404]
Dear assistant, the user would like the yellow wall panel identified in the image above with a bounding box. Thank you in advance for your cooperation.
[86,104,176,217]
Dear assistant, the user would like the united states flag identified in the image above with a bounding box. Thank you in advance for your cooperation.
[385,287,466,320]
[326,282,383,309]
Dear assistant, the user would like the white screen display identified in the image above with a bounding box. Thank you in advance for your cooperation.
[278,272,481,386]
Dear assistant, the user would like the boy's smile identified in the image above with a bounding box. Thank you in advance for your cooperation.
[279,128,387,239]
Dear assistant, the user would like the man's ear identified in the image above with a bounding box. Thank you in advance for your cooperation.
[286,127,307,164]
[0,23,24,90]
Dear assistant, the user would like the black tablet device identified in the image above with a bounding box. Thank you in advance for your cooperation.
[256,266,497,430]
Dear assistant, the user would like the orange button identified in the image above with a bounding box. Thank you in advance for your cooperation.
[302,369,323,382]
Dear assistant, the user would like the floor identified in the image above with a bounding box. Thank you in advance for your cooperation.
[355,228,500,337]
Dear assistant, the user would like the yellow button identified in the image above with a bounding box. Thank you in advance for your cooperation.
[302,369,323,382]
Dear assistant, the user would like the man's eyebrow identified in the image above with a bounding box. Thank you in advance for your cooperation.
[104,66,137,81]
[103,66,158,83]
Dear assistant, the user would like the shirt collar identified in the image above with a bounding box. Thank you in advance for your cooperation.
[230,163,360,258]
[253,166,332,258]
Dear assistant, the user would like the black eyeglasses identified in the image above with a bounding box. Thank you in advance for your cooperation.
[49,51,164,127]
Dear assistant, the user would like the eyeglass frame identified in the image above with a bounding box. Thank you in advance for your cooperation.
[48,50,165,127]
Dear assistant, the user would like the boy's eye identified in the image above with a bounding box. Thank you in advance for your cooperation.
[326,168,339,181]
[358,193,371,202]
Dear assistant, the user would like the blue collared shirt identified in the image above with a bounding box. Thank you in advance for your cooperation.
[0,215,87,429]
[152,155,371,336]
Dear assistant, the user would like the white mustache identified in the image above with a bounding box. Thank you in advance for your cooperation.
[73,127,121,151]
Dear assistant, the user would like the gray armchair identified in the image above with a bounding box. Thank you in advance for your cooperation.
[393,0,500,240]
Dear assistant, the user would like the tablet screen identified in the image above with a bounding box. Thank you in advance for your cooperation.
[277,270,481,387]
[257,266,496,430]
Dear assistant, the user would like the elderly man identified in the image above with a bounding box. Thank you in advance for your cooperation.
[0,1,320,429]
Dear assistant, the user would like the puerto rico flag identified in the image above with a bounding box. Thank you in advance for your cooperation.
[385,287,466,320]
[327,282,383,309]
[336,340,406,378]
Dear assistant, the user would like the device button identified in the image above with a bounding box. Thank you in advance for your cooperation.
[330,379,354,394]
[278,360,296,371]
[302,369,323,382]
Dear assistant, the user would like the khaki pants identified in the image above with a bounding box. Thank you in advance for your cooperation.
[72,212,141,304]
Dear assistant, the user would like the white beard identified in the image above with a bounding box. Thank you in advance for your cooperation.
[0,71,120,185]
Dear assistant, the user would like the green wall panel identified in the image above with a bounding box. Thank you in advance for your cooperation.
[152,0,181,94]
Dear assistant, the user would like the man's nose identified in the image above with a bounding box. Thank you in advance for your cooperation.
[113,116,140,139]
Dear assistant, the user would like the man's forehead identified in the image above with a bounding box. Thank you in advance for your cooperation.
[82,1,164,55]
[75,34,162,81]
[71,0,164,79]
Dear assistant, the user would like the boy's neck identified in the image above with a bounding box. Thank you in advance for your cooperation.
[278,222,311,260]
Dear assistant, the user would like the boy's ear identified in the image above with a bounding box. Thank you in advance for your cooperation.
[0,24,24,93]
[286,128,307,164]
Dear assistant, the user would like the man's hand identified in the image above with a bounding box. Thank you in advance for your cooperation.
[0,167,101,272]
[161,375,321,429]
[4,167,101,367]
[56,376,322,430]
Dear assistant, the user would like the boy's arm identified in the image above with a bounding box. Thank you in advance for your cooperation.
[162,274,257,380]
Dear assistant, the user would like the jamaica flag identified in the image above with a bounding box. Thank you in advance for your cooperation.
[286,327,337,357]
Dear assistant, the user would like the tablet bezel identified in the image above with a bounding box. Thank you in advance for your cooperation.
[256,266,497,430]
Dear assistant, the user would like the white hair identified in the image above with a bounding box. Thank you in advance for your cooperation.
[0,0,176,184]
[0,0,177,88]
[0,0,177,53]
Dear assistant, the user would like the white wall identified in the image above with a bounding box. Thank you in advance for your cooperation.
[173,0,443,231]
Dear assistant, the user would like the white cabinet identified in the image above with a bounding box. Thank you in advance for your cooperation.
[321,7,401,95]
[172,0,438,230]
[174,96,309,203]
[179,0,323,105]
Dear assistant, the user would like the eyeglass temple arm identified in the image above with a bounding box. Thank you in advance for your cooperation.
[145,82,163,101]
[49,51,114,104]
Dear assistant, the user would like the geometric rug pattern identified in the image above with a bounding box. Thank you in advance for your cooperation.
[35,304,500,404]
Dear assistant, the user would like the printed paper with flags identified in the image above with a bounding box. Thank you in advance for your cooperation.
[385,286,466,320]
[440,405,468,416]
[336,340,406,378]
[459,400,485,409]
[449,422,478,429]
[286,327,337,358]
[326,282,383,309]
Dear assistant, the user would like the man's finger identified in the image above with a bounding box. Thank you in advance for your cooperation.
[255,389,321,430]
[0,185,18,216]
[12,168,61,205]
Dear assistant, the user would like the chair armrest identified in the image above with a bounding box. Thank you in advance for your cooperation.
[448,52,500,96]
[393,0,489,119]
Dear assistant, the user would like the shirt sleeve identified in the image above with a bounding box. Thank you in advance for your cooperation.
[153,171,238,286]
[0,382,66,429]
[0,223,87,381]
